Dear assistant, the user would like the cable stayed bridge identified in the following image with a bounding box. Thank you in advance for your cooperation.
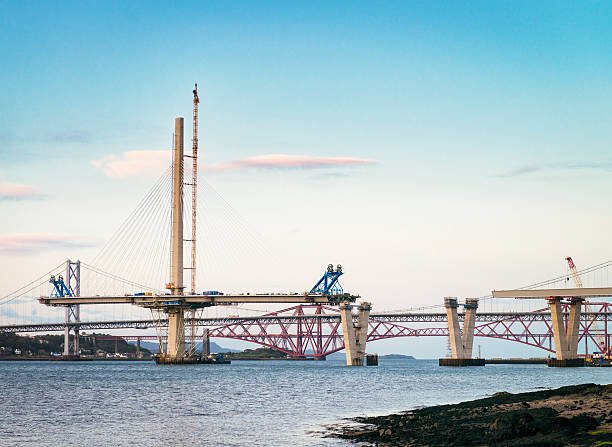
[4,257,612,363]
[3,88,612,366]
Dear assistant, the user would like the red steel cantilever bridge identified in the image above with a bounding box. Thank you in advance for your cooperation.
[4,302,612,358]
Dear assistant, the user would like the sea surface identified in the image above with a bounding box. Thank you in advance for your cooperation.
[2,359,612,446]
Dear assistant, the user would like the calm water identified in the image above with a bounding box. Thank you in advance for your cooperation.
[2,359,612,446]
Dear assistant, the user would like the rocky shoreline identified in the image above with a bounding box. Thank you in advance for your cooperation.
[331,383,612,446]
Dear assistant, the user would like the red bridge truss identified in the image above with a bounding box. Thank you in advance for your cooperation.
[23,303,612,358]
[206,302,612,358]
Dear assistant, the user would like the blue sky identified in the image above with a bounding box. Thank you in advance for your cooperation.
[1,1,612,357]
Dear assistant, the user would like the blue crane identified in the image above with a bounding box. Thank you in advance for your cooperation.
[310,264,344,296]
[49,275,73,298]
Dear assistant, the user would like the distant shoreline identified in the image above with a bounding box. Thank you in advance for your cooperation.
[330,383,612,446]
[0,356,153,362]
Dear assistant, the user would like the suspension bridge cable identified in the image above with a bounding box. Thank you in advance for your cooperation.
[111,169,171,289]
[92,166,171,272]
[102,171,169,276]
[93,166,171,265]
[79,262,163,293]
[0,262,65,305]
[200,176,278,261]
[91,166,173,291]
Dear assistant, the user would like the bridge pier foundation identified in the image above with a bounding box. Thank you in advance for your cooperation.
[167,309,186,358]
[548,297,584,366]
[202,328,210,356]
[340,301,371,366]
[440,298,483,366]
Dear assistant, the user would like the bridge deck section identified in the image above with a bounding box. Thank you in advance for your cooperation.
[4,312,612,333]
[38,293,356,306]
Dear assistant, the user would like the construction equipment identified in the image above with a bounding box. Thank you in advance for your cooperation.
[310,264,344,296]
[566,256,607,356]
[566,257,584,288]
[188,84,200,355]
[189,83,199,295]
[49,275,72,298]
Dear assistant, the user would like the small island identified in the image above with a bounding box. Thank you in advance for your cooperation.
[378,354,415,360]
[331,383,612,446]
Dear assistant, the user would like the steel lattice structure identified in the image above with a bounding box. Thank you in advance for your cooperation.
[208,302,612,357]
[5,303,612,357]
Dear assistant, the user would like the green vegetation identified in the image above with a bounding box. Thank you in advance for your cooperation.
[0,332,150,357]
[222,347,287,360]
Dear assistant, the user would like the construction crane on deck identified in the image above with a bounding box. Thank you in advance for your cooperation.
[566,256,607,355]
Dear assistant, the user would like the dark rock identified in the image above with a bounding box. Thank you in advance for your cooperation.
[331,383,612,447]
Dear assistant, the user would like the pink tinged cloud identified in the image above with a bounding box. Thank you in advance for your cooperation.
[205,154,376,171]
[91,150,171,178]
[0,233,92,253]
[91,151,376,178]
[0,181,40,200]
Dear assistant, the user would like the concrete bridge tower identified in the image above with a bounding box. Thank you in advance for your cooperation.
[340,301,371,366]
[547,297,584,366]
[439,297,484,366]
[166,117,186,358]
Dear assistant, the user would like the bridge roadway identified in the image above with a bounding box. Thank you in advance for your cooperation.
[3,311,612,333]
[38,293,353,307]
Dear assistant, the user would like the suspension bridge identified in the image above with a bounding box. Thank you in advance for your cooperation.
[3,87,612,366]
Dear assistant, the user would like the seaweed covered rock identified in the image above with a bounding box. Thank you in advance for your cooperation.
[332,383,612,446]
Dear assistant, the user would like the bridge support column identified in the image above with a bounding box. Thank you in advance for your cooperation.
[445,297,464,358]
[548,297,584,366]
[157,117,187,362]
[340,301,371,366]
[167,309,185,358]
[202,328,210,356]
[440,298,483,366]
[63,259,80,357]
[462,298,479,356]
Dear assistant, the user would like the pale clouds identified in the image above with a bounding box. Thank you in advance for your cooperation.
[92,151,376,178]
[91,150,171,178]
[0,233,92,253]
[497,162,612,178]
[0,181,42,200]
[496,166,543,178]
[205,154,376,171]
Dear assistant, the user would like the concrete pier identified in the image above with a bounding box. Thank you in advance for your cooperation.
[340,301,371,366]
[462,298,478,355]
[167,309,185,357]
[440,297,482,366]
[202,329,210,356]
[166,117,186,359]
[445,297,464,358]
[548,297,584,366]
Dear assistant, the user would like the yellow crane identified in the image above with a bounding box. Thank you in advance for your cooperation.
[566,257,607,356]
